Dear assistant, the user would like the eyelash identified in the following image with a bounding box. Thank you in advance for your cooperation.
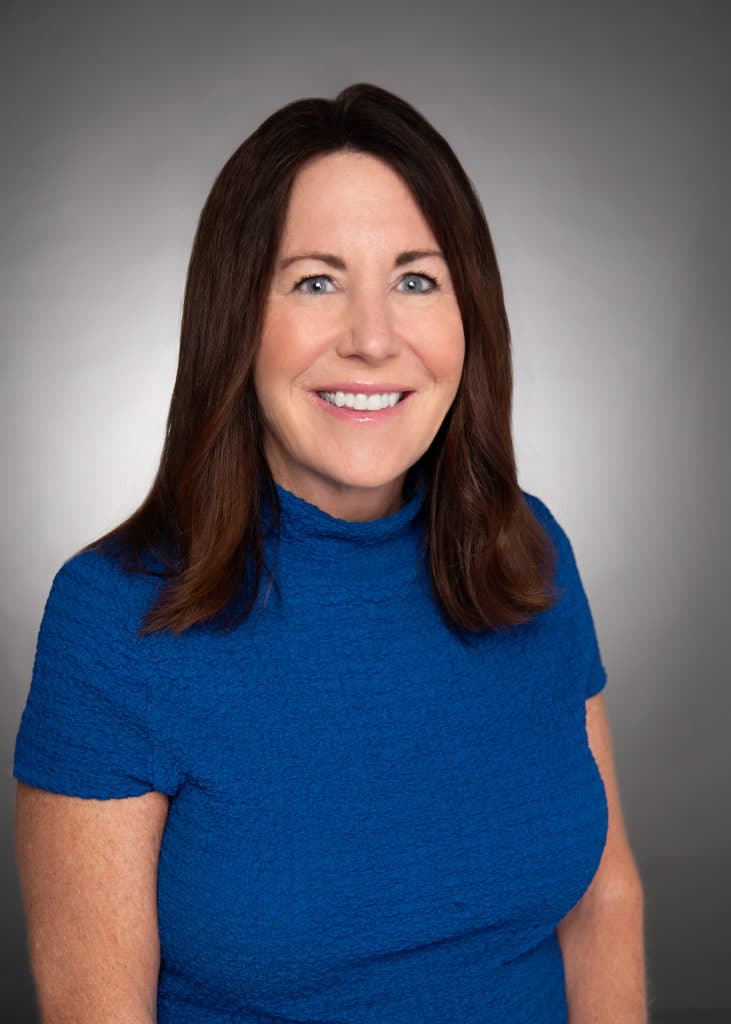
[292,270,440,293]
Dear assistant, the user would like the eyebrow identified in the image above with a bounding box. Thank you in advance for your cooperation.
[278,249,446,271]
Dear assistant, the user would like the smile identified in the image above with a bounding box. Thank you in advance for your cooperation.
[309,390,414,422]
[317,391,404,410]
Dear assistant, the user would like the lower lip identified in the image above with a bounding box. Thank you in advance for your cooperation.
[308,391,414,423]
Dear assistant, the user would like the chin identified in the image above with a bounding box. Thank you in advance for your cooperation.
[308,463,407,492]
[325,472,401,491]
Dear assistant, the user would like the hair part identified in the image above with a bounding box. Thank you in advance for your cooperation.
[81,82,560,639]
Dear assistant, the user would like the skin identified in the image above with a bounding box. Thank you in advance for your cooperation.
[14,783,166,1021]
[254,150,465,522]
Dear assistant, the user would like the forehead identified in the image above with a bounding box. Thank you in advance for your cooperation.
[282,151,438,248]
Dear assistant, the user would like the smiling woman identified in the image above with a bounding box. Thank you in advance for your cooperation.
[253,149,465,522]
[12,81,646,1024]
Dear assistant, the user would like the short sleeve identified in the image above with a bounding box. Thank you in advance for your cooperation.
[525,492,608,701]
[560,529,608,700]
[12,550,180,799]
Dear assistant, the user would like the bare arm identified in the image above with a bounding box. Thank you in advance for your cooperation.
[557,887,646,1023]
[14,781,170,1023]
[556,693,648,1022]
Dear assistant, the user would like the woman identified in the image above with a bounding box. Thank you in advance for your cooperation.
[13,83,647,1022]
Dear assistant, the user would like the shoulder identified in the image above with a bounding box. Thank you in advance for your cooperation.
[521,489,608,699]
[52,545,130,597]
[521,489,567,546]
[15,548,179,798]
[522,489,551,522]
[520,489,584,592]
[41,545,159,652]
[48,547,125,610]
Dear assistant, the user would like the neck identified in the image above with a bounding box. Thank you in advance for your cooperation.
[264,473,407,523]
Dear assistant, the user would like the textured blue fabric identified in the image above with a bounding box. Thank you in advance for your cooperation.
[13,480,608,1023]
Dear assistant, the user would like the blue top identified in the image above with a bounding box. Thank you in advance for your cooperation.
[13,479,608,1024]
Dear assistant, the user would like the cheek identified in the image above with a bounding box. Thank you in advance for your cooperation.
[425,328,465,394]
[449,324,467,381]
[256,308,321,385]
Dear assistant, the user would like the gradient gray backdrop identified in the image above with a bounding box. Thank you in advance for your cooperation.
[3,2,729,1021]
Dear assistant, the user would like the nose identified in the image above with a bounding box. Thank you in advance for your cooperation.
[335,285,401,362]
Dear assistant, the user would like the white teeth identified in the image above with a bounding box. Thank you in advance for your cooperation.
[317,391,403,411]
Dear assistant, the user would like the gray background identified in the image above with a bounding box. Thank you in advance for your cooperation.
[2,1,729,1020]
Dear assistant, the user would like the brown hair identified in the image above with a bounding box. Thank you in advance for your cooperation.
[82,82,560,638]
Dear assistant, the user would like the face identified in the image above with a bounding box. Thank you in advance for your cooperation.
[254,150,465,521]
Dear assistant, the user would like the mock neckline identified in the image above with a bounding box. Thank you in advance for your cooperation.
[264,474,428,547]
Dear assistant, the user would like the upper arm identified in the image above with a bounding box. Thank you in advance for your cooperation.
[579,693,643,905]
[11,550,182,1018]
[14,781,169,1021]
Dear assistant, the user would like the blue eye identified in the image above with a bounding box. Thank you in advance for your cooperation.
[292,271,439,295]
[399,272,438,293]
[293,275,337,295]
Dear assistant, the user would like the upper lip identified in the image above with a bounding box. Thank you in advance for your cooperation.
[311,383,414,394]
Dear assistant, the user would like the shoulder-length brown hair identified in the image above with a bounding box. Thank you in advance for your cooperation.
[82,81,560,639]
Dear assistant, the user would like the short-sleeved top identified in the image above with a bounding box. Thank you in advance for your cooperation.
[12,480,608,1024]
